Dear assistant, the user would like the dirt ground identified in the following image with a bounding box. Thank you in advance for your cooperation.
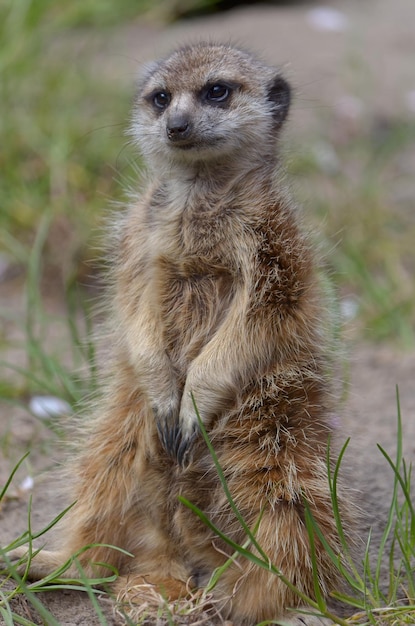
[1,0,415,624]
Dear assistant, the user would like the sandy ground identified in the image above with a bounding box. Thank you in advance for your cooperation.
[1,0,415,624]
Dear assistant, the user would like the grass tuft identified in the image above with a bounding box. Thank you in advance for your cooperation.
[177,393,415,626]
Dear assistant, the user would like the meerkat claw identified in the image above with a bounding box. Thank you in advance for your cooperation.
[154,407,197,464]
[155,413,179,456]
[156,419,197,465]
[176,427,198,467]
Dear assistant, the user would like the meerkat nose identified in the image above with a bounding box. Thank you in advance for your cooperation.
[166,114,191,142]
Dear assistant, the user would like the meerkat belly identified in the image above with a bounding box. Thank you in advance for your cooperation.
[157,257,235,366]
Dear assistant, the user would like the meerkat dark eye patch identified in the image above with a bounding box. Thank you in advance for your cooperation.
[201,81,239,106]
[148,90,171,111]
[267,75,291,126]
[206,84,230,102]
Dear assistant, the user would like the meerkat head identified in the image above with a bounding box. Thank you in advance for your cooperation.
[130,43,291,170]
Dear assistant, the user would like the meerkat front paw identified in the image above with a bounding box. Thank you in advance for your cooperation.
[174,396,200,464]
[155,411,197,465]
[176,417,199,467]
[153,392,197,464]
[153,401,179,452]
[152,390,199,465]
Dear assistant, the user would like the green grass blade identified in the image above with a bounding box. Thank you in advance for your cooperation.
[0,361,68,398]
[373,388,402,594]
[191,394,270,563]
[377,447,415,527]
[25,212,52,361]
[0,452,29,501]
[0,591,15,625]
[0,606,35,626]
[301,497,362,594]
[57,559,107,626]
[206,512,264,593]
[327,437,365,587]
[303,503,327,612]
[0,556,60,626]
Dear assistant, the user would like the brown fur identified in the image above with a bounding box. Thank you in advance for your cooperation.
[8,43,350,625]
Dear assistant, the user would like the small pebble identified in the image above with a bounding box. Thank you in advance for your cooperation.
[29,395,72,419]
[340,297,359,321]
[307,7,349,32]
[19,475,34,493]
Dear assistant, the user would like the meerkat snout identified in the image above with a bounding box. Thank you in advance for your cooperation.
[166,113,192,142]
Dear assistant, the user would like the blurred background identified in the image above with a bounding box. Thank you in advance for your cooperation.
[0,0,414,426]
[0,4,415,623]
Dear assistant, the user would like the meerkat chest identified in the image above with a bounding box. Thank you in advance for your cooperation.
[149,179,241,258]
[180,206,235,257]
[156,255,235,317]
[141,180,246,357]
[154,255,236,361]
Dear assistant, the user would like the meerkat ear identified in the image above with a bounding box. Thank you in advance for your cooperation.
[267,75,291,127]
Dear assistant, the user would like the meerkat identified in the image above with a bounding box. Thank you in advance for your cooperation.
[5,43,351,625]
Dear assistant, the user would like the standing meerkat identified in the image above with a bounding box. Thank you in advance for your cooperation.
[6,43,350,625]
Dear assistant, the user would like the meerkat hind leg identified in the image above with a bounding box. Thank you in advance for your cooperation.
[113,570,196,624]
[114,573,189,602]
[2,547,76,580]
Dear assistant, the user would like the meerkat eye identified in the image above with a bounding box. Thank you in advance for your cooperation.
[152,91,171,109]
[205,84,231,103]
